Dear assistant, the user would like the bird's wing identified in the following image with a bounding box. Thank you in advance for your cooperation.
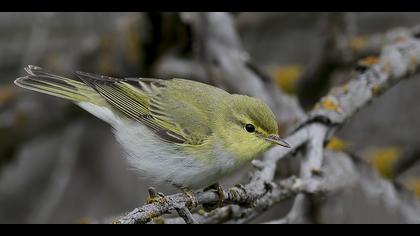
[75,71,211,145]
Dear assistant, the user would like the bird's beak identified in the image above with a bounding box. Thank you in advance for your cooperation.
[264,135,291,148]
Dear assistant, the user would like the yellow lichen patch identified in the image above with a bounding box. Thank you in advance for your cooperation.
[326,136,350,152]
[350,36,367,52]
[270,65,303,94]
[146,195,167,205]
[198,208,206,215]
[404,178,420,199]
[152,217,165,224]
[320,97,342,113]
[371,84,382,96]
[0,85,18,106]
[365,147,401,179]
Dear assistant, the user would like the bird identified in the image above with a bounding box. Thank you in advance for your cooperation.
[14,65,290,192]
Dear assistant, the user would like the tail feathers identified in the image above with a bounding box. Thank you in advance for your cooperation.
[15,65,100,103]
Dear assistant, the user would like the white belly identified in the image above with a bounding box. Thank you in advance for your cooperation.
[78,102,239,189]
[114,120,239,189]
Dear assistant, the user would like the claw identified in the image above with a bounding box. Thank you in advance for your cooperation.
[181,188,198,209]
[202,183,225,212]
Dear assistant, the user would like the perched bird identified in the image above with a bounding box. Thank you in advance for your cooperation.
[14,65,290,191]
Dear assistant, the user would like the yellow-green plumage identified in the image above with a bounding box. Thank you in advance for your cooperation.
[14,65,289,189]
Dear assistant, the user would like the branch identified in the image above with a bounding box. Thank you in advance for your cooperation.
[263,150,420,224]
[181,12,307,130]
[321,151,420,223]
[114,22,420,224]
[263,194,312,224]
[115,128,309,224]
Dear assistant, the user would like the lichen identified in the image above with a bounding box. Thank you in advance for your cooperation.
[320,97,342,113]
[152,216,165,224]
[326,136,349,152]
[405,178,420,199]
[365,147,401,179]
[198,208,206,215]
[360,56,380,66]
[270,65,303,94]
[371,84,382,96]
[350,36,367,52]
[146,195,167,205]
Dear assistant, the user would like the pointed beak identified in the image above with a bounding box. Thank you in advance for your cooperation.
[264,135,291,148]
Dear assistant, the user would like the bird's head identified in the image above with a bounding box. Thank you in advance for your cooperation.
[214,95,290,162]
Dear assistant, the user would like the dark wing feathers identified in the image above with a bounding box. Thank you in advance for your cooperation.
[74,71,189,145]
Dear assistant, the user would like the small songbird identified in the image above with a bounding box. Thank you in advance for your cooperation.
[14,65,290,190]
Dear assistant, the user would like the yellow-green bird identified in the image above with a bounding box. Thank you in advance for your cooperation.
[14,65,290,190]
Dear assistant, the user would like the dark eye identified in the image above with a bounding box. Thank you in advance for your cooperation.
[245,124,255,133]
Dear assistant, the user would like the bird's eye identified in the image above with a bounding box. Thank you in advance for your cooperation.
[245,124,255,133]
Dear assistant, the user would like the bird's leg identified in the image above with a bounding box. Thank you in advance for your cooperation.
[175,185,198,210]
[146,187,167,205]
[202,183,225,212]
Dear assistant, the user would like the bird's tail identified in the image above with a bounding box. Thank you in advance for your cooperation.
[14,65,100,103]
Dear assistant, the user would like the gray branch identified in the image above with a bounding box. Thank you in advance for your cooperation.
[181,12,307,130]
[114,19,420,224]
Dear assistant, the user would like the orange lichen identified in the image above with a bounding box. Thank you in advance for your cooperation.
[320,97,342,113]
[270,65,303,94]
[359,56,380,66]
[365,147,401,179]
[326,136,350,152]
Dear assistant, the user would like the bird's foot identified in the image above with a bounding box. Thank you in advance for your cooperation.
[179,187,198,210]
[146,187,167,205]
[202,183,225,212]
[173,184,198,209]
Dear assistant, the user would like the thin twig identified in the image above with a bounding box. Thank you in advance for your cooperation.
[175,206,199,224]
